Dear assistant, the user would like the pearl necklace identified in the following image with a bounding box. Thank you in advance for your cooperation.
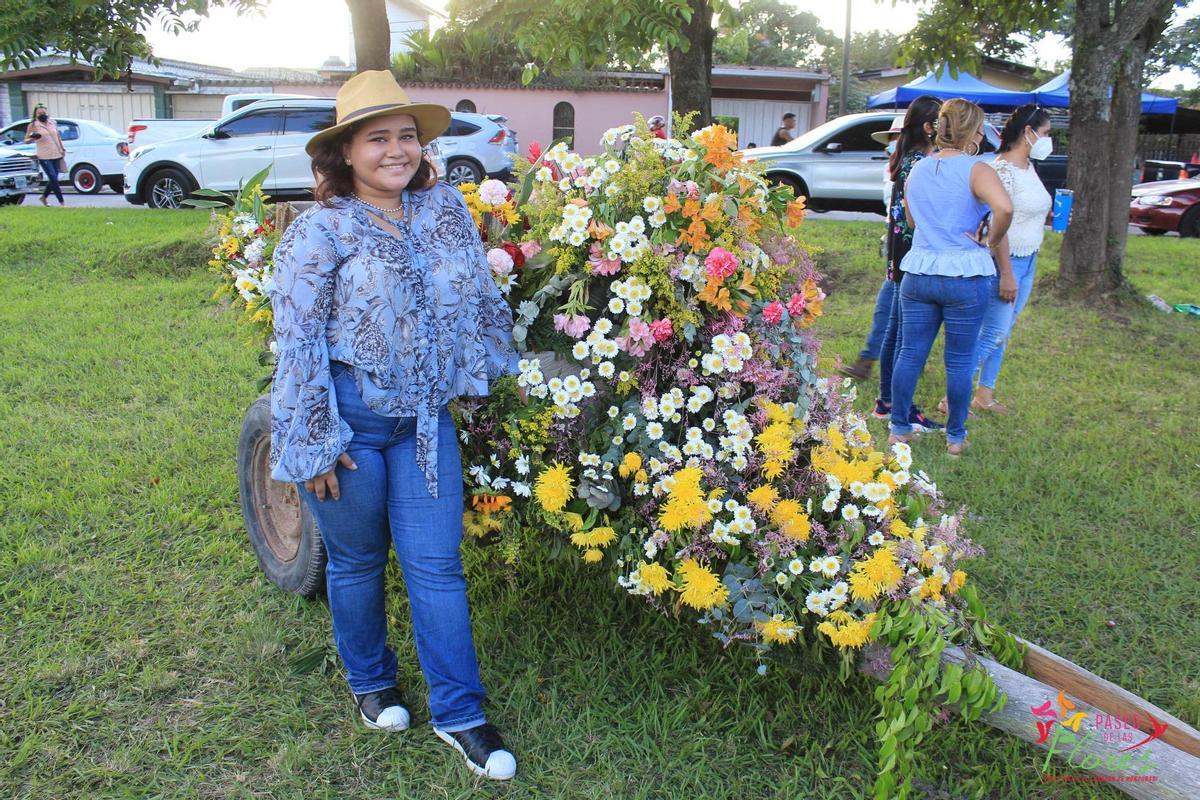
[351,193,404,215]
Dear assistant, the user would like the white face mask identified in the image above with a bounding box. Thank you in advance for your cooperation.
[1027,131,1053,160]
[885,141,897,155]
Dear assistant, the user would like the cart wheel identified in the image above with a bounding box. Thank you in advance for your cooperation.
[238,395,327,597]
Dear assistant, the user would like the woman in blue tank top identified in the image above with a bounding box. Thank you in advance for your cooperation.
[890,99,1015,456]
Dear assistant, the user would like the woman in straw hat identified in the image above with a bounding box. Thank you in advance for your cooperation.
[269,70,518,780]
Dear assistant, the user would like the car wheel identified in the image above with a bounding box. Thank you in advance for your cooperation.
[70,163,102,194]
[769,173,811,203]
[445,159,483,186]
[0,194,25,206]
[1141,228,1168,236]
[146,167,194,209]
[1179,207,1200,239]
[105,179,123,194]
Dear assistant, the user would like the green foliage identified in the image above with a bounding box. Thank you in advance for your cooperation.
[896,0,1064,73]
[1147,11,1200,81]
[0,0,262,79]
[713,0,835,67]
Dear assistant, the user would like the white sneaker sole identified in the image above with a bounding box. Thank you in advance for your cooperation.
[360,708,410,732]
[432,727,516,781]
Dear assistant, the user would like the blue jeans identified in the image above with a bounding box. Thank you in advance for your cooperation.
[860,278,897,360]
[891,274,990,444]
[297,362,487,732]
[39,159,63,203]
[877,275,903,405]
[974,252,1037,390]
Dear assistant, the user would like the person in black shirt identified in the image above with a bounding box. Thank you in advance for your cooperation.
[769,113,796,146]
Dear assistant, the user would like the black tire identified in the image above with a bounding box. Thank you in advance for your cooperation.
[105,178,123,194]
[1142,228,1168,236]
[0,194,24,206]
[445,158,484,186]
[238,395,327,597]
[145,167,195,209]
[70,163,102,194]
[1179,207,1200,239]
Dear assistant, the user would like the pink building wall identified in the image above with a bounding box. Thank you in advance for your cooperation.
[399,84,668,156]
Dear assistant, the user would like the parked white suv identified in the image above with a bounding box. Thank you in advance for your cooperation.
[0,117,128,194]
[0,146,42,205]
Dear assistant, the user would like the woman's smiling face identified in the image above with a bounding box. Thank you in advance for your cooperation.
[342,113,423,200]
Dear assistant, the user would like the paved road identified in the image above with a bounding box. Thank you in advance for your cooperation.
[28,189,1162,235]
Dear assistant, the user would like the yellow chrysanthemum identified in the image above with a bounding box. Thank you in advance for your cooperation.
[889,518,913,539]
[562,511,585,531]
[770,498,811,541]
[676,558,729,610]
[848,547,904,602]
[534,462,574,513]
[618,452,643,479]
[747,484,779,512]
[817,612,878,650]
[657,468,713,532]
[758,614,799,645]
[948,569,967,594]
[636,561,672,595]
[917,573,946,601]
[582,549,604,563]
[570,526,617,548]
[462,510,503,539]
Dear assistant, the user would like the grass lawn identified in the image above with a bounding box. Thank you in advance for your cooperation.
[0,207,1195,799]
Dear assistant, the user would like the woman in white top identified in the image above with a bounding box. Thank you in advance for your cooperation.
[971,105,1053,414]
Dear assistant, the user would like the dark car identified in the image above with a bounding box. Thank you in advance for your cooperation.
[1128,178,1200,237]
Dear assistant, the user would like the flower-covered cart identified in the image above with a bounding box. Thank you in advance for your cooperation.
[210,125,1200,798]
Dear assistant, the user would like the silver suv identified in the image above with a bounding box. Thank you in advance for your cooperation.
[438,112,519,185]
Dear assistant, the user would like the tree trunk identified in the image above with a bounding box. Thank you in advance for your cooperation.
[346,0,392,73]
[1104,3,1173,282]
[667,0,714,129]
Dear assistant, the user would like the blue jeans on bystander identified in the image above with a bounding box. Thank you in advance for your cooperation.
[877,275,904,405]
[39,159,63,204]
[974,252,1037,390]
[859,278,898,360]
[890,274,990,444]
[296,361,488,733]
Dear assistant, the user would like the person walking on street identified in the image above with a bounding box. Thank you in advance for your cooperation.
[24,104,66,206]
[770,113,797,146]
[889,99,1014,457]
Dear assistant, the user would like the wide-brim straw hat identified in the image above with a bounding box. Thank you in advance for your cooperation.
[870,114,906,145]
[305,70,451,155]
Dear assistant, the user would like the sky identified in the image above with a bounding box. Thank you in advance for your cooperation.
[143,0,1196,89]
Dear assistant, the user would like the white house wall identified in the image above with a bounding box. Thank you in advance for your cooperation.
[711,98,812,150]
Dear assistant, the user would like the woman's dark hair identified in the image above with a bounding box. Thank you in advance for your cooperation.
[888,94,942,180]
[310,119,438,205]
[998,104,1052,155]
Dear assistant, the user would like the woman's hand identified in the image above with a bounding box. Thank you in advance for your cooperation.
[305,453,357,501]
[998,273,1018,303]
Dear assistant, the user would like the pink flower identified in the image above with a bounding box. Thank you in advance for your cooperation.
[616,318,655,357]
[649,317,674,342]
[486,247,514,275]
[587,241,622,276]
[519,240,542,259]
[762,301,784,325]
[704,247,739,281]
[478,179,509,206]
[553,313,591,338]
[786,292,807,316]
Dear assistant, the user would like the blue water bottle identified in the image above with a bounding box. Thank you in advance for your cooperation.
[1052,188,1073,232]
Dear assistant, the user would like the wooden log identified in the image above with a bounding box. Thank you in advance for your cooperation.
[936,646,1200,799]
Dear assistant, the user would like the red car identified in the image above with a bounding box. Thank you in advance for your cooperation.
[1129,178,1200,237]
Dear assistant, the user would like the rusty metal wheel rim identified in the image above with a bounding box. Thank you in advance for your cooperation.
[252,435,303,562]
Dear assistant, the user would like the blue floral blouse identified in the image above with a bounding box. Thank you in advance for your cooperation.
[269,184,518,497]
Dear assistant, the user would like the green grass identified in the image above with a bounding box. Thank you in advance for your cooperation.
[0,207,1195,799]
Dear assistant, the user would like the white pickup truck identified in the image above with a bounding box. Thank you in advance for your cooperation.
[0,145,42,205]
[126,93,317,148]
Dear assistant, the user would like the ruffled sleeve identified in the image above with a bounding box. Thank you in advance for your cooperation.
[450,188,519,379]
[268,209,355,483]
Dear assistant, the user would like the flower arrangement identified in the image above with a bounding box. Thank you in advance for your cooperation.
[211,122,1021,799]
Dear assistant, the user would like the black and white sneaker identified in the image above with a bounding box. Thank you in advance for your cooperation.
[354,687,411,731]
[433,722,516,780]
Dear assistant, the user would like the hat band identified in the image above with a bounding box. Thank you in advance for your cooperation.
[339,102,408,124]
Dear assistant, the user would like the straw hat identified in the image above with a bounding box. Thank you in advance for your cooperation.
[305,70,451,155]
[870,114,906,146]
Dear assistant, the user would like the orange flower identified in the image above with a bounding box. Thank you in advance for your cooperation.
[699,197,723,223]
[738,203,762,236]
[696,125,742,172]
[663,192,681,214]
[697,277,733,312]
[471,494,512,513]
[799,278,825,327]
[676,219,711,250]
[682,197,701,219]
[587,219,614,241]
[786,197,807,228]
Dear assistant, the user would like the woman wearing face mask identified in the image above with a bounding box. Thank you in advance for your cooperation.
[889,99,1014,457]
[271,71,519,780]
[969,105,1053,415]
[24,105,66,206]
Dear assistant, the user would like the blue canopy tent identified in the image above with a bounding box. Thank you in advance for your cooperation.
[867,69,1035,110]
[1033,70,1178,115]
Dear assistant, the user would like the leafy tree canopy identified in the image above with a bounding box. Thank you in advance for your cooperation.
[0,0,261,78]
[713,0,836,67]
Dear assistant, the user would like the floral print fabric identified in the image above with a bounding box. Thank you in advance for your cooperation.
[269,184,518,496]
[885,150,926,282]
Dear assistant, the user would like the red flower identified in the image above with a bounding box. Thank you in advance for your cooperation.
[762,301,784,325]
[500,241,525,270]
[527,141,542,164]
